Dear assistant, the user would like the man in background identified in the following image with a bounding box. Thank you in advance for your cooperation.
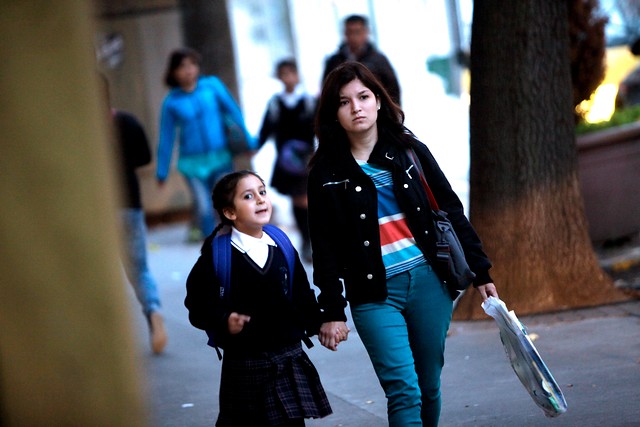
[322,14,401,105]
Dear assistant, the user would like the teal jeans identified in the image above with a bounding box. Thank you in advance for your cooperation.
[351,263,453,426]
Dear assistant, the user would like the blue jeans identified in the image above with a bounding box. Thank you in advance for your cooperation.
[351,263,453,427]
[184,165,232,237]
[120,208,161,316]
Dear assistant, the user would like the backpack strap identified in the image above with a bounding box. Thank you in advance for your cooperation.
[263,224,295,297]
[206,232,232,359]
[264,224,314,349]
[209,225,312,353]
[205,330,223,360]
[267,95,281,123]
[213,231,232,299]
[213,226,294,299]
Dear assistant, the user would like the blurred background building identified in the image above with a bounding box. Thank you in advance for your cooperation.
[94,0,475,220]
[94,0,639,222]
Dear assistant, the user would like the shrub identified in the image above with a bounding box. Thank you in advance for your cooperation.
[575,104,640,134]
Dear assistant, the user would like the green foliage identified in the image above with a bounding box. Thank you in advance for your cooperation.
[569,0,606,119]
[575,105,640,134]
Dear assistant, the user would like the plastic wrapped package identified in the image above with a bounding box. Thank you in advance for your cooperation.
[482,296,568,417]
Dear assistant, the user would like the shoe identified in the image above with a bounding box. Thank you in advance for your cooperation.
[148,312,168,354]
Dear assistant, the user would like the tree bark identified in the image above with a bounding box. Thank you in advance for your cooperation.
[457,0,629,320]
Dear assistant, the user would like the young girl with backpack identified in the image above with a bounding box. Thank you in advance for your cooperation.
[185,170,334,426]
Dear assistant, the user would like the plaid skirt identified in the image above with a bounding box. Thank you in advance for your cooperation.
[216,342,332,426]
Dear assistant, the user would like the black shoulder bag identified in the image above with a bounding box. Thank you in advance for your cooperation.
[407,148,476,299]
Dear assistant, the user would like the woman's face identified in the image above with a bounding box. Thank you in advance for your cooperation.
[174,57,200,89]
[336,78,380,137]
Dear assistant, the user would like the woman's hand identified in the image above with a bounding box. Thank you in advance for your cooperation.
[228,312,251,334]
[319,321,350,351]
[475,282,499,301]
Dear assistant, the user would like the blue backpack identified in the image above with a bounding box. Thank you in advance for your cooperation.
[206,224,297,358]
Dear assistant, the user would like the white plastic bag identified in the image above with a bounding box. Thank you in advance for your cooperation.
[482,296,568,417]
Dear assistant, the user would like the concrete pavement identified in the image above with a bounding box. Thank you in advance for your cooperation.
[132,222,640,427]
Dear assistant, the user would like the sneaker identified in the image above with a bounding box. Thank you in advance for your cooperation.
[148,312,168,354]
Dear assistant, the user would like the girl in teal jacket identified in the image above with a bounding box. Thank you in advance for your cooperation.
[157,48,254,240]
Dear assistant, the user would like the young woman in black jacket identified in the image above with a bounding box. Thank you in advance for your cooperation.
[308,62,499,426]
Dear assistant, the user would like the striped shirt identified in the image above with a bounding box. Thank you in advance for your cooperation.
[358,161,427,278]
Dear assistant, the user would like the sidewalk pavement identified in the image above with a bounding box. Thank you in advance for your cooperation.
[135,222,640,427]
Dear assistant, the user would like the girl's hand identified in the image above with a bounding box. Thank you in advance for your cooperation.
[228,312,251,334]
[319,321,350,351]
[475,282,499,301]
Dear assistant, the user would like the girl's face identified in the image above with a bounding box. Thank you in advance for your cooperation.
[278,66,299,93]
[336,78,380,137]
[223,175,272,238]
[174,57,200,89]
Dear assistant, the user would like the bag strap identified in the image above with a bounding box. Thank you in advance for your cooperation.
[408,149,460,277]
[212,225,296,300]
[213,232,232,299]
[211,225,312,350]
[263,224,295,298]
[407,148,440,211]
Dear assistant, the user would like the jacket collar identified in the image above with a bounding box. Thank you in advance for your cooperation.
[369,139,403,168]
[316,138,406,177]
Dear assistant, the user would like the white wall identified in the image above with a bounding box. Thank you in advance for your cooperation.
[97,1,475,217]
[230,0,473,212]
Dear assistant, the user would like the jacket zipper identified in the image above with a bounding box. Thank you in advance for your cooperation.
[322,179,350,189]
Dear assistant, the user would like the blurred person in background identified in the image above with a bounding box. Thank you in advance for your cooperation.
[257,59,317,261]
[322,14,401,105]
[110,97,168,354]
[156,48,253,242]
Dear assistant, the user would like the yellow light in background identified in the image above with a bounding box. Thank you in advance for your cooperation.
[583,83,618,123]
[579,46,639,123]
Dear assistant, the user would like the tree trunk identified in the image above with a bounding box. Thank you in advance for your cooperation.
[456,0,629,320]
[179,0,239,99]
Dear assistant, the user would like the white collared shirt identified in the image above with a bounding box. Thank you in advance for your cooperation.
[230,226,276,268]
[280,85,305,109]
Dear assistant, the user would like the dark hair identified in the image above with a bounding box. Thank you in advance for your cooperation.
[275,58,298,77]
[210,170,265,237]
[344,14,368,27]
[311,61,407,165]
[164,47,202,88]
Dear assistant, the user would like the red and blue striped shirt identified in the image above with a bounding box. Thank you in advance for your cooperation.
[359,161,427,278]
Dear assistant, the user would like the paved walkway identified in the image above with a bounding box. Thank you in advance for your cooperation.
[134,223,640,427]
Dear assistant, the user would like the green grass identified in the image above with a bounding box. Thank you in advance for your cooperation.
[576,105,640,135]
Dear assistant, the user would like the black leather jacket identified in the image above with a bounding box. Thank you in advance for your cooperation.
[307,138,493,322]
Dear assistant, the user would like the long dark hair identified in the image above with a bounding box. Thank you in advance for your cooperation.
[311,61,409,165]
[163,47,201,88]
[210,170,265,238]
